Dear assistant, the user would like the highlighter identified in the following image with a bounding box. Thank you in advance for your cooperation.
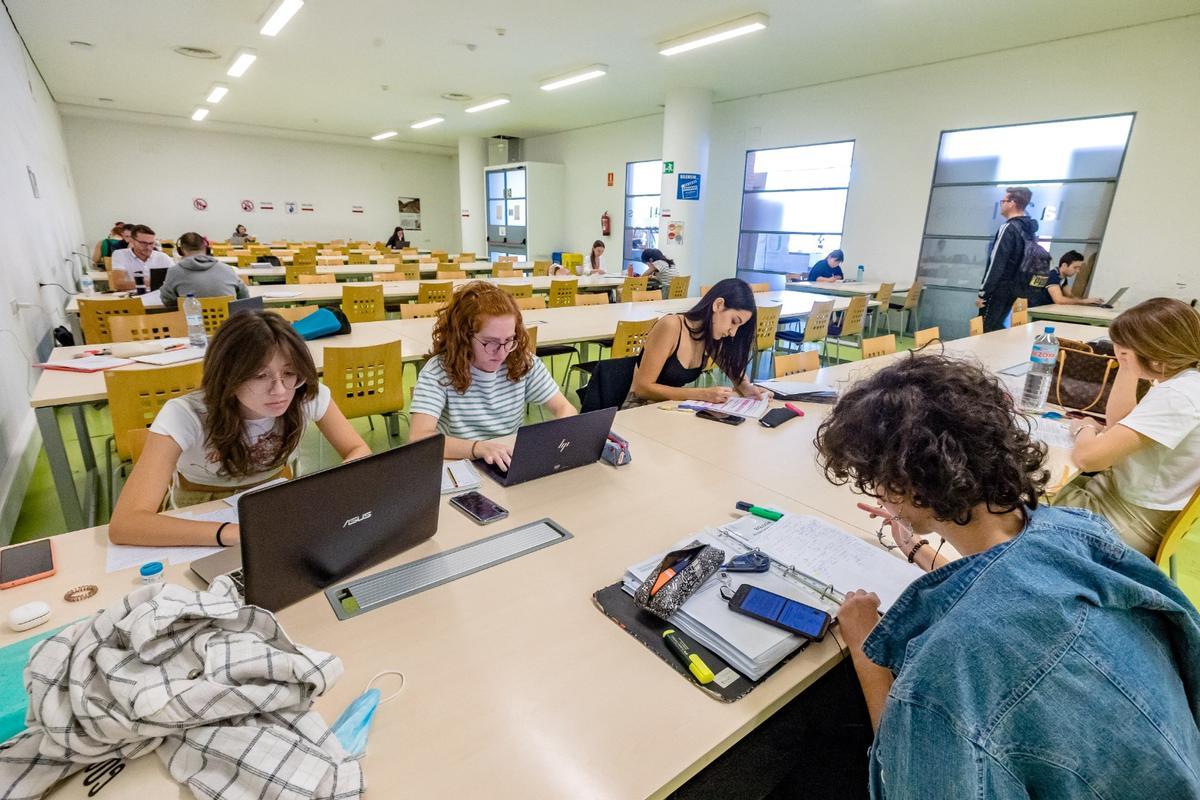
[663,628,715,684]
[735,501,783,521]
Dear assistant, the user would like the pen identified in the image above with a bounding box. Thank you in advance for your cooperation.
[783,403,805,417]
[650,553,694,596]
[735,501,783,522]
[163,343,187,351]
[446,465,459,489]
[662,629,715,684]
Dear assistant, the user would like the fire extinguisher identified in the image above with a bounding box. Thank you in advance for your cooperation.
[600,211,611,237]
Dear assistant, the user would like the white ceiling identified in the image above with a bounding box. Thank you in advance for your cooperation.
[9,0,1200,151]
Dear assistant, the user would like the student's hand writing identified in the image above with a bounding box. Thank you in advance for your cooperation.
[475,440,513,471]
[836,589,881,650]
[697,386,733,404]
[1069,417,1102,437]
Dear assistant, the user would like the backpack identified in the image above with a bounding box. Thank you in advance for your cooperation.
[1018,232,1052,291]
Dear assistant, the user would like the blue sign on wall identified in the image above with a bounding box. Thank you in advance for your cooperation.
[677,173,701,201]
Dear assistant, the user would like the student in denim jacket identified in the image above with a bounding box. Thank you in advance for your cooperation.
[814,354,1200,800]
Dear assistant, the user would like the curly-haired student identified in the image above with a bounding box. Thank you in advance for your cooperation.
[813,353,1200,799]
[409,281,576,470]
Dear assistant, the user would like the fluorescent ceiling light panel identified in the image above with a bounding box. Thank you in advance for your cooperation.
[465,95,511,113]
[371,131,398,141]
[410,116,445,129]
[191,107,209,121]
[658,13,768,56]
[539,64,607,91]
[259,0,304,36]
[226,49,257,77]
[206,84,229,103]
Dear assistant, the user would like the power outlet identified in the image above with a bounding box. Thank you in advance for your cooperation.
[9,299,18,316]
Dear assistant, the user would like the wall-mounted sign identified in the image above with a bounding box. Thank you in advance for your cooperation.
[676,173,701,201]
[461,209,470,219]
[663,161,675,174]
[398,197,422,230]
[301,203,314,212]
[240,199,255,212]
[607,172,614,187]
[285,202,297,215]
[667,221,685,244]
[352,205,364,214]
[260,202,274,211]
[193,197,208,211]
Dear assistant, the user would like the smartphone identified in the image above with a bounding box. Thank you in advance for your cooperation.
[759,407,799,429]
[0,539,57,590]
[727,584,831,641]
[696,409,745,426]
[449,491,509,525]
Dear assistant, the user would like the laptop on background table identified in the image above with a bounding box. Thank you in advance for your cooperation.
[474,407,618,487]
[1100,287,1128,309]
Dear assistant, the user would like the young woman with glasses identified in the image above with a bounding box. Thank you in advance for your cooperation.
[410,281,576,470]
[110,311,370,547]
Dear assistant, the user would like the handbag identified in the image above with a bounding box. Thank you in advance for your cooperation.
[1053,338,1118,414]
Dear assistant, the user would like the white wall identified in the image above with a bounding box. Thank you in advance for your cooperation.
[0,20,86,541]
[61,115,461,251]
[527,16,1200,303]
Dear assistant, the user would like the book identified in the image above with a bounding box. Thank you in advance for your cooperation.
[130,347,206,366]
[753,380,839,403]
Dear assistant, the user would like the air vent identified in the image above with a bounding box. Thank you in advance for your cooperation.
[440,92,472,101]
[173,46,221,60]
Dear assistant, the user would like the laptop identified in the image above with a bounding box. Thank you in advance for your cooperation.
[228,296,265,316]
[149,267,169,291]
[191,434,444,612]
[474,407,618,487]
[1100,287,1128,309]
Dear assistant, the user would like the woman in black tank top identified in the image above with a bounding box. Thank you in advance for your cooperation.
[631,278,769,404]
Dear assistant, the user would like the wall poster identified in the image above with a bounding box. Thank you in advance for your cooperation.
[397,197,422,231]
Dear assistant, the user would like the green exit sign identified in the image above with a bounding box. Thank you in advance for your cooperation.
[663,161,675,174]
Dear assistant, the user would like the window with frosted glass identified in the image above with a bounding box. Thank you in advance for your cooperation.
[737,141,854,276]
[624,160,661,271]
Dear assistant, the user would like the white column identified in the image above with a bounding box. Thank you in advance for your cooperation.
[457,137,488,255]
[658,87,713,288]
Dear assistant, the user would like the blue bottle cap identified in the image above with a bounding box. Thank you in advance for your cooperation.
[1044,326,1055,333]
[139,561,164,577]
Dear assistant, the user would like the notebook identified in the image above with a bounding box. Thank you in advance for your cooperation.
[752,380,840,403]
[37,355,134,373]
[130,347,206,366]
[441,460,481,494]
[678,396,770,419]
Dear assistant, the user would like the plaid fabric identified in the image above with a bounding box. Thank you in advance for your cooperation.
[0,577,363,800]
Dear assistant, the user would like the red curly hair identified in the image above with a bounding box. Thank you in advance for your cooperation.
[429,281,533,394]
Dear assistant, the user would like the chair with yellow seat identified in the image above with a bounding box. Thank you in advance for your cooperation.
[913,326,941,349]
[373,271,411,282]
[1011,306,1030,326]
[868,283,895,336]
[561,253,583,274]
[491,262,518,277]
[699,285,712,296]
[773,350,820,378]
[322,340,405,446]
[285,264,318,284]
[317,255,344,266]
[400,302,445,320]
[821,295,868,364]
[418,281,454,305]
[348,252,370,265]
[667,276,692,299]
[299,273,336,284]
[515,296,547,311]
[104,360,204,514]
[269,306,318,323]
[437,270,467,280]
[620,276,649,303]
[236,254,257,268]
[750,303,783,379]
[574,293,609,307]
[342,284,386,323]
[108,311,188,343]
[458,252,476,263]
[569,318,658,391]
[537,282,582,382]
[494,270,521,278]
[497,255,519,263]
[886,280,924,336]
[500,283,533,298]
[197,296,232,336]
[861,333,897,360]
[969,316,984,336]
[548,279,578,308]
[631,290,659,303]
[1157,486,1200,583]
[396,264,421,280]
[78,297,146,344]
[1012,297,1029,313]
[532,261,551,277]
[377,257,401,267]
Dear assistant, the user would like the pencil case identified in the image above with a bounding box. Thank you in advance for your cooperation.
[634,543,725,620]
[601,432,632,467]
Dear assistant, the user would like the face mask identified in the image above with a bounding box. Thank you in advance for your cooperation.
[331,670,405,756]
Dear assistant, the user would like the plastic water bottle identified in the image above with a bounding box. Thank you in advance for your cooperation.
[183,294,207,348]
[79,271,95,296]
[856,264,865,283]
[1020,326,1059,412]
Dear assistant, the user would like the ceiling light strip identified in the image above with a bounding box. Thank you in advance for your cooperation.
[539,64,607,92]
[226,49,257,77]
[658,13,768,56]
[191,108,209,122]
[410,116,445,129]
[260,0,304,37]
[465,95,511,113]
[371,131,398,141]
[206,84,229,103]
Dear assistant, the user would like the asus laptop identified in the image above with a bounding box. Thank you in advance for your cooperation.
[191,434,443,612]
[474,407,618,487]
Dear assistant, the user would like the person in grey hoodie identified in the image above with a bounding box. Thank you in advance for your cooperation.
[160,232,249,309]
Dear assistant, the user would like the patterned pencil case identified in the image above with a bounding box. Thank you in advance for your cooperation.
[601,432,632,467]
[633,543,725,621]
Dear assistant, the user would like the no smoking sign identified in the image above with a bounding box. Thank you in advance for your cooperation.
[240,200,255,212]
[193,197,207,211]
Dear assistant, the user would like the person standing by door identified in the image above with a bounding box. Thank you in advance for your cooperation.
[978,186,1038,332]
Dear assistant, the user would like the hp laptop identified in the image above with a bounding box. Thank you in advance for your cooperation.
[191,434,444,612]
[474,407,618,487]
[1100,287,1128,309]
[228,296,265,316]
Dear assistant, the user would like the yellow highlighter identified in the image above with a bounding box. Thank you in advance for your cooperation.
[663,628,715,685]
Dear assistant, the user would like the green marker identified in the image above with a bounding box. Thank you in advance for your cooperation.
[735,501,783,521]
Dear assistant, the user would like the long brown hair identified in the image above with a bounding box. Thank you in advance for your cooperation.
[589,239,604,272]
[1109,298,1200,379]
[202,311,318,477]
[429,281,532,394]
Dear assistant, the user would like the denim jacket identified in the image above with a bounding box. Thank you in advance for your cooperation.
[862,506,1200,799]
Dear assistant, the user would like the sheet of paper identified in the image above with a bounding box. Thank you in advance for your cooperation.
[139,289,162,306]
[999,362,1031,377]
[679,396,770,419]
[264,290,303,298]
[1026,416,1075,449]
[222,478,288,507]
[104,506,237,573]
[754,380,839,399]
[131,347,206,366]
[38,355,134,372]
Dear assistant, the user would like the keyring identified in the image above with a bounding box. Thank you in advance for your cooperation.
[718,571,736,601]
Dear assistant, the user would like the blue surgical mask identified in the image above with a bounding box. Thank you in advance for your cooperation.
[331,671,404,756]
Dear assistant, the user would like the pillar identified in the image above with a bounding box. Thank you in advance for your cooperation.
[457,137,488,256]
[658,88,713,286]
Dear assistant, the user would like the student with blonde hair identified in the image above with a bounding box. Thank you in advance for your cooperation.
[1058,297,1200,556]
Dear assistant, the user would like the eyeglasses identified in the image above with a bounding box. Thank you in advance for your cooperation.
[474,336,519,356]
[132,238,156,247]
[245,370,304,393]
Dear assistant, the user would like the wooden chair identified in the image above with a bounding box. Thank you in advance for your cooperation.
[773,350,820,378]
[269,306,318,323]
[236,254,256,268]
[342,284,386,323]
[631,290,659,303]
[198,296,232,336]
[102,256,113,271]
[548,279,578,308]
[317,255,344,266]
[1011,308,1030,326]
[574,293,609,306]
[887,280,924,336]
[322,341,405,446]
[751,303,783,379]
[78,297,146,344]
[437,270,467,280]
[619,276,649,303]
[913,326,941,349]
[285,264,318,284]
[497,255,519,263]
[861,334,897,359]
[491,263,515,277]
[776,300,834,363]
[532,261,551,277]
[749,282,771,293]
[458,253,476,263]
[1158,486,1200,582]
[667,276,691,299]
[515,296,547,311]
[1012,297,1029,313]
[869,283,895,336]
[824,296,868,364]
[418,281,454,305]
[699,285,712,296]
[969,316,984,336]
[494,270,521,278]
[298,273,336,284]
[108,311,188,342]
[500,283,533,298]
[400,302,445,320]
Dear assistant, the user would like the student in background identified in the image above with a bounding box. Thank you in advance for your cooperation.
[159,232,248,309]
[815,354,1200,799]
[1027,250,1104,307]
[110,311,370,547]
[386,226,408,249]
[110,224,173,292]
[584,240,606,275]
[409,282,576,470]
[229,225,255,245]
[91,222,126,267]
[807,249,845,283]
[631,278,767,404]
[1058,297,1200,556]
[639,248,680,282]
[978,186,1037,332]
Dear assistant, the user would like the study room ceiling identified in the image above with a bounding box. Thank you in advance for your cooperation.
[8,0,1200,151]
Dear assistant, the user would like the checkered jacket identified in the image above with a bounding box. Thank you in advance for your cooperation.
[0,577,363,799]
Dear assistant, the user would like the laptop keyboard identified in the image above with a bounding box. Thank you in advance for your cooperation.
[226,568,246,596]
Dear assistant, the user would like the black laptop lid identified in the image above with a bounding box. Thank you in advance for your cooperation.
[149,267,169,291]
[501,406,618,484]
[229,296,265,316]
[238,434,444,612]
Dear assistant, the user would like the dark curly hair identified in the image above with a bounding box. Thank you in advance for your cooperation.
[814,354,1049,526]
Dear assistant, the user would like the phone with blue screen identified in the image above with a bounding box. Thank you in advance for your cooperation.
[727,584,831,641]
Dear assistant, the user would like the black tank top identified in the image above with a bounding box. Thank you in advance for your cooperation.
[654,315,705,387]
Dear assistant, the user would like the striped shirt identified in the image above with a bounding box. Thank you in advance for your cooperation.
[410,355,559,440]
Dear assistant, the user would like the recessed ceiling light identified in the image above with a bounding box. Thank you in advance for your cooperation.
[206,84,229,103]
[441,92,472,102]
[658,13,768,56]
[465,95,511,113]
[371,131,398,141]
[68,40,93,50]
[259,0,304,37]
[226,49,257,77]
[539,64,607,92]
[410,116,445,129]
[191,107,210,122]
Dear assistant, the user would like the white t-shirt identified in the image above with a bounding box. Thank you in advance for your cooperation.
[149,385,332,487]
[112,248,173,283]
[410,355,558,440]
[1113,369,1200,510]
